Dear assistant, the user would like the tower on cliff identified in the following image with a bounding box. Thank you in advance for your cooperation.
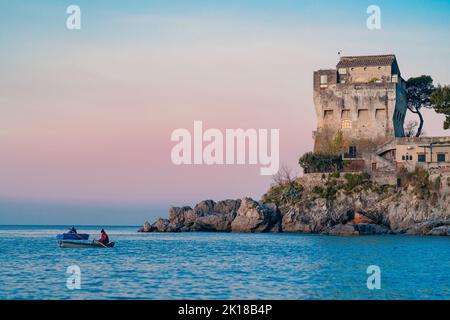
[313,54,407,155]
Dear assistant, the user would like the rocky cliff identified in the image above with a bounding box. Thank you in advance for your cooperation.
[139,170,450,236]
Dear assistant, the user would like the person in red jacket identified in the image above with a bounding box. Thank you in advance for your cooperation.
[99,229,109,245]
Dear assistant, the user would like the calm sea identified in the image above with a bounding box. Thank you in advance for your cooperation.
[0,225,449,300]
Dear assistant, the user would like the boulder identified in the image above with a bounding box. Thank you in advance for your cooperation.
[428,225,450,236]
[156,200,243,232]
[193,200,216,216]
[353,223,393,235]
[324,224,359,236]
[169,206,193,225]
[280,197,354,233]
[192,199,241,231]
[152,218,171,232]
[280,208,314,233]
[231,198,281,232]
[405,220,450,235]
[138,220,156,232]
[194,213,233,231]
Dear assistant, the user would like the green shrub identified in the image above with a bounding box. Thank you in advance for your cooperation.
[312,179,338,200]
[343,173,371,192]
[330,172,340,179]
[397,167,431,199]
[299,152,343,173]
[262,181,304,205]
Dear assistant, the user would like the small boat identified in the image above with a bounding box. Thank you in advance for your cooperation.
[57,240,115,248]
[56,233,90,241]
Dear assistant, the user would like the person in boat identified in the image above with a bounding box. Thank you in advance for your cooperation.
[99,229,109,245]
[68,226,77,234]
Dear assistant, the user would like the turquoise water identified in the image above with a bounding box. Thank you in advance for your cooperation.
[0,225,449,300]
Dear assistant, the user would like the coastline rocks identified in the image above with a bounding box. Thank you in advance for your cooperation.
[428,225,450,236]
[323,223,393,236]
[354,223,393,235]
[324,224,359,236]
[148,199,241,232]
[351,212,376,225]
[231,198,280,232]
[404,219,450,235]
[195,199,241,231]
[280,194,359,233]
[139,176,450,236]
[153,218,172,232]
[137,221,153,233]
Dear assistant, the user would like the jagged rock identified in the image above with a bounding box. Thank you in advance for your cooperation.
[353,223,393,235]
[193,199,241,231]
[428,226,450,236]
[352,212,376,224]
[193,200,216,216]
[280,197,354,233]
[169,206,193,225]
[138,221,153,232]
[231,198,281,232]
[405,220,450,235]
[157,200,242,232]
[152,218,171,232]
[281,208,314,233]
[325,224,359,236]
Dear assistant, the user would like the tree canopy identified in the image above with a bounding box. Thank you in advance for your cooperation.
[406,75,434,136]
[430,85,450,129]
[299,152,343,173]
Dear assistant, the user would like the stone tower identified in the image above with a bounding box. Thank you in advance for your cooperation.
[313,54,407,155]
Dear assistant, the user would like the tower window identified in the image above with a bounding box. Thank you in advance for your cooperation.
[437,154,446,162]
[341,120,352,129]
[358,109,369,122]
[320,75,328,88]
[418,154,426,162]
[324,110,334,120]
[349,146,357,158]
[375,108,386,121]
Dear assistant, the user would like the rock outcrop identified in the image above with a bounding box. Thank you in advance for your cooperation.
[231,198,280,232]
[141,199,241,233]
[139,172,450,236]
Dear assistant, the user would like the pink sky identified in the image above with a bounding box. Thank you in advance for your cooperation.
[1,8,449,211]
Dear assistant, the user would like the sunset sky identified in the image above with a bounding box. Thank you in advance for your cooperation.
[1,0,450,224]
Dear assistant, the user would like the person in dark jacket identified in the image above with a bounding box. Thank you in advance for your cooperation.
[68,226,77,234]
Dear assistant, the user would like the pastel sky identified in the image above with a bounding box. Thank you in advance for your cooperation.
[1,0,450,224]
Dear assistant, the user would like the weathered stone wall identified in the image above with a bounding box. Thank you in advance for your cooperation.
[313,76,406,152]
[339,65,392,83]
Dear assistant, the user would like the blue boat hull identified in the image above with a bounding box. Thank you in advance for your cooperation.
[56,233,89,240]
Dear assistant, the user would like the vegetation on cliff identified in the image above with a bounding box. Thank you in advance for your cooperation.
[298,152,343,173]
[140,157,450,236]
